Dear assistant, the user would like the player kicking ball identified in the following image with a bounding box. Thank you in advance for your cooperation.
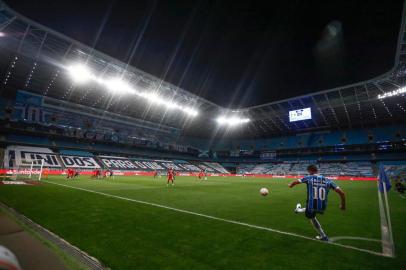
[288,164,346,242]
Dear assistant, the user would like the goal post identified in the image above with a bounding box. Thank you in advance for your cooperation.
[10,159,44,181]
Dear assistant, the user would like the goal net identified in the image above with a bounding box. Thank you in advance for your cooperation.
[9,159,44,181]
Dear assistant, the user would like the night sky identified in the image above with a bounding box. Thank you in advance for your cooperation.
[6,0,404,108]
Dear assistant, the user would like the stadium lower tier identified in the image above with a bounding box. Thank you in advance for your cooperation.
[0,169,378,181]
[1,144,405,181]
[1,145,229,174]
[238,162,375,177]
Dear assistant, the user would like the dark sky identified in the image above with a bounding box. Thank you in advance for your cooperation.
[6,0,404,108]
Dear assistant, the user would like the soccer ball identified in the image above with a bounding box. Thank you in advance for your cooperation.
[0,245,21,270]
[260,187,269,196]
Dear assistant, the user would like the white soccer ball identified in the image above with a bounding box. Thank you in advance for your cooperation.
[0,245,21,270]
[260,187,269,196]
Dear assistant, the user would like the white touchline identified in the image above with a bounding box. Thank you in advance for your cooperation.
[43,180,391,258]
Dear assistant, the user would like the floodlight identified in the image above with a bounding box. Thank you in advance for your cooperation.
[145,93,166,104]
[165,102,181,110]
[140,93,197,116]
[105,78,134,94]
[68,64,93,83]
[378,86,406,99]
[182,107,198,117]
[216,116,250,126]
[65,63,199,117]
[216,117,226,124]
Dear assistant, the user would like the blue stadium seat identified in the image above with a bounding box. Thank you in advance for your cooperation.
[6,134,51,145]
[58,149,94,156]
[345,130,368,145]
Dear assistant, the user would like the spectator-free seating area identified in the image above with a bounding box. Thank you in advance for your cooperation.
[238,161,374,177]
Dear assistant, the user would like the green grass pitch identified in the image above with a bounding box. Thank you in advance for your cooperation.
[0,175,405,269]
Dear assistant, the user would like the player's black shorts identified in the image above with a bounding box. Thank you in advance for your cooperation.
[305,209,316,219]
[305,209,325,219]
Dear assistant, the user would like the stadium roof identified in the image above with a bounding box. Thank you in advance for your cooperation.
[0,1,405,138]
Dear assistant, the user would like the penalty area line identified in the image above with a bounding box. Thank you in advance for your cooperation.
[43,180,390,258]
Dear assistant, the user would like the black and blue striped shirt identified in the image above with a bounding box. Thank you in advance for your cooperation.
[299,175,338,213]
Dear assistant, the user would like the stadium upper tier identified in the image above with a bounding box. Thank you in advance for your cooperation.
[1,116,404,162]
[1,89,405,153]
[0,1,405,138]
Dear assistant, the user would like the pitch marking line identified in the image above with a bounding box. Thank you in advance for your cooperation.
[330,236,381,243]
[96,182,229,192]
[43,180,390,258]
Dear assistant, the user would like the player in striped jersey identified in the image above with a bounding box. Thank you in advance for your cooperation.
[288,164,346,241]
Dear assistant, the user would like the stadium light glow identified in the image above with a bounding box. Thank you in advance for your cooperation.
[216,116,250,126]
[378,86,406,99]
[181,107,199,117]
[127,90,198,116]
[67,64,93,83]
[142,92,166,105]
[65,63,198,117]
[105,78,135,94]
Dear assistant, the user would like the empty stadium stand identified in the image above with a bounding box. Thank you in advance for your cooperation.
[238,161,374,177]
[0,90,405,179]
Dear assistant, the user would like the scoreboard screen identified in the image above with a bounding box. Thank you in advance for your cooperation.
[289,108,311,122]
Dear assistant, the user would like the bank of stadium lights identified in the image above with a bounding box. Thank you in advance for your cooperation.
[216,116,250,126]
[378,86,406,99]
[103,78,135,94]
[66,64,198,117]
[68,64,93,83]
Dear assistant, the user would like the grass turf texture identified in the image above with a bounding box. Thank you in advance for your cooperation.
[0,176,405,270]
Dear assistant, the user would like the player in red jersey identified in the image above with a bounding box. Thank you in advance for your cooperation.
[167,168,175,187]
[199,169,208,180]
[198,170,204,180]
[66,168,73,179]
[92,169,101,179]
[42,168,49,179]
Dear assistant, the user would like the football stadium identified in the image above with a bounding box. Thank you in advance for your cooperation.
[0,1,405,269]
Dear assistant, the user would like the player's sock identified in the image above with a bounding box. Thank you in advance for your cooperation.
[310,218,327,239]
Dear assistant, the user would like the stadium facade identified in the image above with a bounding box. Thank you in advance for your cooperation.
[0,0,405,177]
